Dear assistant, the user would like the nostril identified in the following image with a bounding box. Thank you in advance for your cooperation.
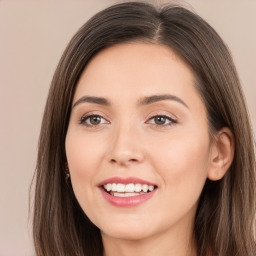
[110,158,138,165]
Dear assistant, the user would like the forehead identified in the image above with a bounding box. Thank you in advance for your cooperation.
[74,42,199,107]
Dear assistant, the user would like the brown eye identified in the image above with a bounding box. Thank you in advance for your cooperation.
[147,115,177,127]
[89,116,101,125]
[80,115,109,127]
[154,116,168,125]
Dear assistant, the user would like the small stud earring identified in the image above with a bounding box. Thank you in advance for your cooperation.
[65,163,70,183]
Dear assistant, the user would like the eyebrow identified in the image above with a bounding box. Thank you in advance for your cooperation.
[73,96,110,108]
[72,94,189,109]
[138,94,189,109]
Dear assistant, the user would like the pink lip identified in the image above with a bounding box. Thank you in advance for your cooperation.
[98,176,157,186]
[100,187,157,207]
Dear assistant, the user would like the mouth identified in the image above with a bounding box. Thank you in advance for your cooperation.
[102,183,157,197]
[99,177,158,207]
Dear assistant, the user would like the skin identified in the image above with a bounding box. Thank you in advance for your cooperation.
[65,42,234,256]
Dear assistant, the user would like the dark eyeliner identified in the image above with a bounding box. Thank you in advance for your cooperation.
[149,115,177,127]
[79,114,103,126]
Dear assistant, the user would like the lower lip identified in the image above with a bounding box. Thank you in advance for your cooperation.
[100,187,157,207]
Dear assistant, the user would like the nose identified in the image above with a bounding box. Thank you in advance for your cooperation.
[108,125,145,166]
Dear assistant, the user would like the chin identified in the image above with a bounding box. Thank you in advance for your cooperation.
[101,227,150,241]
[98,219,157,241]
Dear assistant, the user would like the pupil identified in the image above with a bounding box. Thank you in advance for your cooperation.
[155,116,166,125]
[90,116,101,125]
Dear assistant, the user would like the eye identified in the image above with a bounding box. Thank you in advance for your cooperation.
[79,114,109,127]
[147,115,177,127]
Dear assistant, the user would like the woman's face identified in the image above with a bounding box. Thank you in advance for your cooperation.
[65,42,213,241]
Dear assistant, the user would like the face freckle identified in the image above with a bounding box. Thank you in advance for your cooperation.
[65,42,212,243]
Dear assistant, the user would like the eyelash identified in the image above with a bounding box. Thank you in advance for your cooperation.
[147,115,177,127]
[79,114,108,128]
[79,114,177,128]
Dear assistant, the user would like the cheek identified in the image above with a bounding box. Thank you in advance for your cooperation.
[66,131,103,176]
[150,129,210,195]
[146,132,210,227]
[65,130,105,205]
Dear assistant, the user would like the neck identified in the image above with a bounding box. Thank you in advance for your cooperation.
[101,222,197,256]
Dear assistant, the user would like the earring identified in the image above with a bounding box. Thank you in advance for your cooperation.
[65,163,70,183]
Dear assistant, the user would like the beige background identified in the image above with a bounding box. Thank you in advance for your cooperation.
[0,0,255,255]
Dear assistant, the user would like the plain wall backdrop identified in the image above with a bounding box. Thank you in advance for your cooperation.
[0,0,255,255]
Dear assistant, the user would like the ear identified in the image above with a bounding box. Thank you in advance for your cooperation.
[207,127,235,181]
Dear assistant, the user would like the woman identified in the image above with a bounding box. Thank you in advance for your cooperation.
[33,1,256,255]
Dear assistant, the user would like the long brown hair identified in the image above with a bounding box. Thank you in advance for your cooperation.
[33,1,256,255]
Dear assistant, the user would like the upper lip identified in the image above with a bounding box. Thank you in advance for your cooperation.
[98,177,157,187]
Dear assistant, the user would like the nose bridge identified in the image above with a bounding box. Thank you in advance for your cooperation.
[108,118,144,165]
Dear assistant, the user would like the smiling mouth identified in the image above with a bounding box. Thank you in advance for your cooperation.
[102,183,157,197]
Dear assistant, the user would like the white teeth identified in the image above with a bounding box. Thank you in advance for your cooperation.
[148,185,154,191]
[112,183,117,192]
[103,183,156,193]
[116,183,125,192]
[106,183,112,192]
[125,183,134,192]
[142,184,148,192]
[134,184,142,192]
[111,192,146,197]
